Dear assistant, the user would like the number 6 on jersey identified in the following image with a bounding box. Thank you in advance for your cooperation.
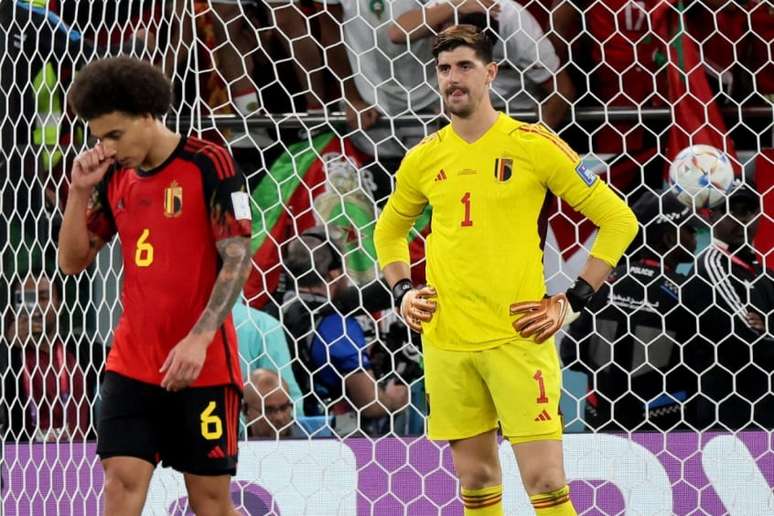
[134,228,154,267]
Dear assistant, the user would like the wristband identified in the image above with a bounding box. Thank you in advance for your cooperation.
[392,279,414,309]
[565,277,595,312]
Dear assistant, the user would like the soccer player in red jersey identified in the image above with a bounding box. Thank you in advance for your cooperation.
[58,57,252,516]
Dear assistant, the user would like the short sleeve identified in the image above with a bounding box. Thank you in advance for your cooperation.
[194,146,252,242]
[85,169,117,243]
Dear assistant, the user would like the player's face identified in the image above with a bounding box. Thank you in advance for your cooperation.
[436,46,496,119]
[88,112,157,169]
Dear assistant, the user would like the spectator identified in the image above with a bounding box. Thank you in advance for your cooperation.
[243,369,305,438]
[550,0,667,194]
[683,182,774,430]
[1,1,150,321]
[281,226,407,436]
[208,1,327,142]
[562,191,699,431]
[233,299,304,415]
[390,0,575,128]
[315,0,440,205]
[1,268,103,441]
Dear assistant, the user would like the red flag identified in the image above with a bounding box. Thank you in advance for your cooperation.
[651,0,738,176]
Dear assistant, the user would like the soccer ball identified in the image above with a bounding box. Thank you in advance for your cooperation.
[668,144,735,209]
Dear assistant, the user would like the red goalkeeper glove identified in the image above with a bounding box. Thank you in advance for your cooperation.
[510,278,595,343]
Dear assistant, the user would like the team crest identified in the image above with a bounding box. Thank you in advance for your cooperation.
[163,180,183,218]
[494,157,513,182]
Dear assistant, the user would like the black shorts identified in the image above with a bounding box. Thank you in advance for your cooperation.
[96,372,241,476]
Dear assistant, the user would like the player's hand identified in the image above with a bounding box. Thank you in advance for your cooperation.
[510,293,579,344]
[160,332,211,391]
[345,100,380,131]
[71,143,116,194]
[400,287,437,333]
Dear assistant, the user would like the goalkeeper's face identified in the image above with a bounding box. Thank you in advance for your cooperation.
[436,46,497,119]
[88,111,158,169]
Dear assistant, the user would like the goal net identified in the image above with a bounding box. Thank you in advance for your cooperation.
[1,0,773,514]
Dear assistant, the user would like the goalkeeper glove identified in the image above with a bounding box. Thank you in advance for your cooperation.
[510,277,595,343]
[392,279,436,333]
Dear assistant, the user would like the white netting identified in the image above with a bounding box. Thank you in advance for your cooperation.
[1,0,773,514]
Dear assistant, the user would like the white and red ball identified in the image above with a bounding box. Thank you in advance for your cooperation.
[668,144,735,209]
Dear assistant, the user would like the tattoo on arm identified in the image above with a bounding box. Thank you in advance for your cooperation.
[191,236,252,336]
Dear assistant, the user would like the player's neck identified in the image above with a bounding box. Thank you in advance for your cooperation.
[450,103,500,144]
[140,124,181,170]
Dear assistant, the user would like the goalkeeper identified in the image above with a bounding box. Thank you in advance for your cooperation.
[374,25,637,516]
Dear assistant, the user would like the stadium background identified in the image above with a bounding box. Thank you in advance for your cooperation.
[0,0,773,514]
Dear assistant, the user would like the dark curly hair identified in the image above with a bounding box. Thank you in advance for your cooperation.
[69,56,172,120]
[432,24,494,64]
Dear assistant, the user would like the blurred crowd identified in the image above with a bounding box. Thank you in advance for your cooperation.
[0,0,772,441]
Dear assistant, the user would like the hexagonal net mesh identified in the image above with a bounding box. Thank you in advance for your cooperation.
[0,0,772,514]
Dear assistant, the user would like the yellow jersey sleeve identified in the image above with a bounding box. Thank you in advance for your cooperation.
[522,124,638,267]
[374,146,429,268]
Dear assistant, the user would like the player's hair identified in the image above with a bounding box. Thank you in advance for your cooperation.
[69,56,172,121]
[432,24,494,64]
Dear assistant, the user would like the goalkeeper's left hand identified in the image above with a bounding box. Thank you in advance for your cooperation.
[510,278,595,344]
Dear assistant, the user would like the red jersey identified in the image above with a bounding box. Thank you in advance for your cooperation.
[585,0,666,153]
[86,136,251,389]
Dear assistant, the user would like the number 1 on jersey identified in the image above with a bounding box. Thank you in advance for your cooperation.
[460,192,473,227]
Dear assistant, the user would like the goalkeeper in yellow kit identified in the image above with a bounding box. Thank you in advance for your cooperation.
[374,25,638,516]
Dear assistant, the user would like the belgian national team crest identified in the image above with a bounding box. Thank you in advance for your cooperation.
[494,157,513,182]
[164,180,183,218]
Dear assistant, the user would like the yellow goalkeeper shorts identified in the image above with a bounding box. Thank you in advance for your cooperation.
[423,338,563,443]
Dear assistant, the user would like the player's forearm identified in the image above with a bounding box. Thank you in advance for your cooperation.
[383,262,412,288]
[191,236,252,338]
[388,4,453,44]
[374,201,419,269]
[577,185,639,268]
[58,188,94,274]
[577,256,612,291]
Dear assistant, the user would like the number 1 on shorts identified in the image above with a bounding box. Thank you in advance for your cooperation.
[533,370,549,404]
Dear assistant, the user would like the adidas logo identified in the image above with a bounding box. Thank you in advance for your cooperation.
[434,169,448,182]
[534,410,552,422]
[207,445,226,459]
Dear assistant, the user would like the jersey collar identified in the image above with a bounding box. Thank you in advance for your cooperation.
[135,135,187,178]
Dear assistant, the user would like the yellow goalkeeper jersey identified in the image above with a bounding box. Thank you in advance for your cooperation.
[374,114,638,351]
